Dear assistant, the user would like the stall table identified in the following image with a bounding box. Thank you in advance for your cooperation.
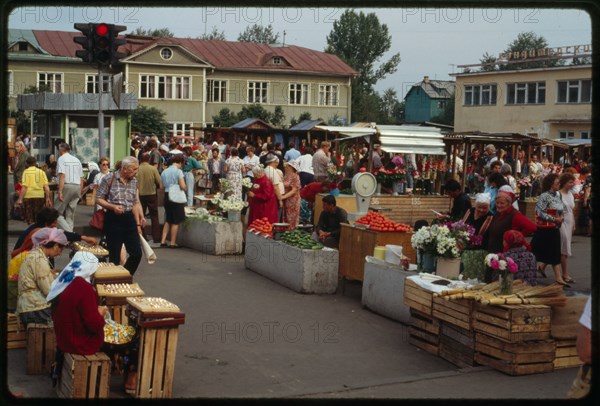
[339,223,416,282]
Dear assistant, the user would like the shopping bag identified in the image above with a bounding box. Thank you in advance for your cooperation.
[89,209,106,231]
[139,234,157,264]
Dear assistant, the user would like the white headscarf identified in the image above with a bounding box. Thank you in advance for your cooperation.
[32,227,68,248]
[46,251,99,302]
[88,162,100,173]
[475,193,491,205]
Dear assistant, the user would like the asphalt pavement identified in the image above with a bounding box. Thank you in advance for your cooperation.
[3,200,593,401]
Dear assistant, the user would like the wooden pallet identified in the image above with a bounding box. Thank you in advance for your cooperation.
[408,309,440,356]
[7,313,26,350]
[432,296,474,331]
[56,352,111,399]
[404,279,434,316]
[473,303,551,343]
[475,332,555,376]
[26,324,56,375]
[439,322,477,368]
[554,339,584,369]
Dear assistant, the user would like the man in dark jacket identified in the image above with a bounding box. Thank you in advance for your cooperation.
[313,195,348,248]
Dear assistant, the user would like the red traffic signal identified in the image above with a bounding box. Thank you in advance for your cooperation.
[73,22,127,67]
[95,23,109,36]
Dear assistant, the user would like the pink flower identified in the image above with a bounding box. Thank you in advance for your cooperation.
[507,257,518,273]
[490,259,499,270]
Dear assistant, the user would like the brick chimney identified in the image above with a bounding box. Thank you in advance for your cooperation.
[423,75,430,83]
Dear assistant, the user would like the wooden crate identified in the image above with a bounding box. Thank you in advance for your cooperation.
[339,223,416,282]
[7,313,26,350]
[408,309,440,356]
[550,295,589,340]
[473,303,551,343]
[439,322,477,368]
[553,339,583,370]
[432,296,474,331]
[475,333,555,376]
[26,324,56,375]
[403,278,434,316]
[56,352,111,399]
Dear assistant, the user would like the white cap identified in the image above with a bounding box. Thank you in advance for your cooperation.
[475,192,491,204]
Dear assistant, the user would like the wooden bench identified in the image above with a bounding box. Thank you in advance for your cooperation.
[26,323,56,375]
[56,352,111,399]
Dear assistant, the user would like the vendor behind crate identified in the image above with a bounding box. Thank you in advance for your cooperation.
[312,195,348,249]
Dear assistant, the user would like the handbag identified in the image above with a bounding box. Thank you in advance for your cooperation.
[89,174,115,231]
[535,208,559,229]
[168,183,187,204]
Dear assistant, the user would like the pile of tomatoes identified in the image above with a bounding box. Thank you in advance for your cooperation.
[355,211,413,233]
[248,217,273,238]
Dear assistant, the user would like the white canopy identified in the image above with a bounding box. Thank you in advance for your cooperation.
[376,125,446,155]
[314,125,376,139]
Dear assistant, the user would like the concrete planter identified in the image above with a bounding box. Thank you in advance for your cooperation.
[361,256,417,323]
[177,219,243,255]
[244,231,339,294]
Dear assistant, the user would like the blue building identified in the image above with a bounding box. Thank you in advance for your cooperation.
[404,76,455,123]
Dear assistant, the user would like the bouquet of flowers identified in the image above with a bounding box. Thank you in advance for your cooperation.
[389,168,406,183]
[327,163,344,190]
[211,192,248,213]
[411,220,475,259]
[374,168,393,187]
[241,177,253,190]
[484,252,518,294]
[517,176,532,188]
[219,178,233,193]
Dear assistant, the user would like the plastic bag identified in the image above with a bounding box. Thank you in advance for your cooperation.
[103,313,136,345]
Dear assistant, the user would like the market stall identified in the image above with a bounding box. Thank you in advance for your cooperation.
[176,208,243,255]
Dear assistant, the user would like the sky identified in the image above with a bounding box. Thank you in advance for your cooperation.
[7,5,592,98]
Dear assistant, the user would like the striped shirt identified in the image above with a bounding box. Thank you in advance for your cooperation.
[96,171,139,211]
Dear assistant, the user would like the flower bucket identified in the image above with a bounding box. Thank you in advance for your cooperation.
[227,210,241,222]
[436,257,461,279]
[499,273,514,295]
[330,187,340,197]
[418,250,437,273]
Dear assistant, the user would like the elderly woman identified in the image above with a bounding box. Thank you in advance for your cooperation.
[247,166,278,225]
[503,230,537,286]
[16,227,68,325]
[486,190,536,281]
[160,153,187,248]
[282,160,302,228]
[460,193,494,280]
[48,251,139,393]
[532,173,568,286]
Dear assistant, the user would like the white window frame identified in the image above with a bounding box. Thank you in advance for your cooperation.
[559,131,575,139]
[557,79,592,103]
[86,73,112,93]
[37,72,63,93]
[139,74,191,100]
[580,131,590,139]
[247,81,269,104]
[289,83,310,105]
[160,48,173,61]
[464,84,497,106]
[506,81,545,105]
[169,122,193,140]
[318,84,339,106]
[8,70,13,96]
[273,57,282,65]
[207,79,228,103]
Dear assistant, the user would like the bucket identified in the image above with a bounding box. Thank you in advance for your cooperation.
[373,245,386,260]
[385,245,403,266]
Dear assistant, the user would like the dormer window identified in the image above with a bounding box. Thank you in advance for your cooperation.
[160,48,173,60]
[272,57,282,65]
[19,41,28,51]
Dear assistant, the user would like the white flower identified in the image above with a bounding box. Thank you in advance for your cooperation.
[498,260,507,271]
[484,253,498,266]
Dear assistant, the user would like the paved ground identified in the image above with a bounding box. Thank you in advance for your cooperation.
[2,198,592,401]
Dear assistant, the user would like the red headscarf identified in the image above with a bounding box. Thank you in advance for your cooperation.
[503,230,531,252]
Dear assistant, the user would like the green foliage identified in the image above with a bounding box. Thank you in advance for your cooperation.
[23,84,51,93]
[270,106,286,127]
[497,31,564,71]
[130,105,169,135]
[198,26,227,41]
[479,52,498,71]
[325,10,400,92]
[430,97,455,126]
[290,112,313,127]
[9,110,31,134]
[237,104,272,123]
[212,108,238,127]
[379,88,404,124]
[351,87,382,123]
[237,24,280,44]
[131,27,175,37]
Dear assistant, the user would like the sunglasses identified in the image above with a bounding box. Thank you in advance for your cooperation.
[101,163,109,166]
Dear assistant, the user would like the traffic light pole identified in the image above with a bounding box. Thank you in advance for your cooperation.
[98,65,104,161]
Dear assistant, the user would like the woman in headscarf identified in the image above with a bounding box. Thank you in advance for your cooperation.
[503,230,537,286]
[282,159,302,228]
[460,193,494,281]
[247,165,278,224]
[16,227,68,326]
[48,251,139,392]
[532,173,568,286]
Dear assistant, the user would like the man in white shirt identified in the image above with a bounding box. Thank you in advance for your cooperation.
[298,147,314,187]
[54,142,84,231]
[242,146,260,178]
[284,141,301,162]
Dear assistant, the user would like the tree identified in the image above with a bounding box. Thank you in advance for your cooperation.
[290,112,312,127]
[212,108,238,127]
[270,106,286,127]
[9,109,31,135]
[495,31,564,71]
[325,10,400,121]
[237,24,279,44]
[352,87,382,123]
[379,88,403,124]
[237,104,272,123]
[198,26,226,41]
[131,27,174,37]
[479,52,498,72]
[131,106,169,135]
[326,10,400,91]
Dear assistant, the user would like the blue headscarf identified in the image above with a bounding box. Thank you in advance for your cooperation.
[46,251,99,302]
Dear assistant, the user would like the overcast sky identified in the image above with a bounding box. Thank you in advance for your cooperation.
[7,6,592,98]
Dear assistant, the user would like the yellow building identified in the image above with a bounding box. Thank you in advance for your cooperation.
[452,64,592,140]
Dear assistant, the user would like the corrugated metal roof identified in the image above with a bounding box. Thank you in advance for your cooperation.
[376,125,446,155]
[288,119,327,131]
[231,118,273,129]
[8,29,47,54]
[409,79,455,99]
[28,29,357,77]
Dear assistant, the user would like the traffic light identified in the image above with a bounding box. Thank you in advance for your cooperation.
[73,23,95,63]
[73,23,127,67]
